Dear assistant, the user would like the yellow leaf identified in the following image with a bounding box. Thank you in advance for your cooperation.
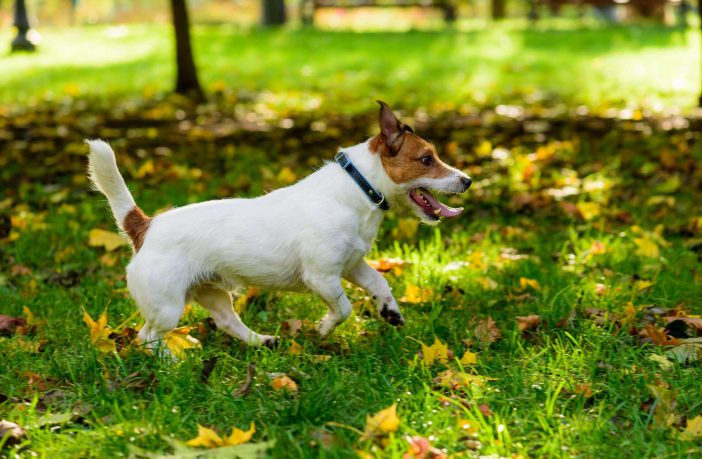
[224,422,256,446]
[456,418,479,434]
[186,425,225,448]
[364,404,399,438]
[277,167,297,184]
[635,280,653,291]
[434,369,494,389]
[164,326,201,359]
[82,309,116,353]
[185,422,256,448]
[402,283,433,304]
[476,277,498,290]
[634,237,659,258]
[136,160,155,178]
[23,306,39,327]
[367,258,408,275]
[271,375,298,394]
[519,277,541,292]
[577,202,601,221]
[289,341,303,356]
[680,416,702,441]
[421,338,449,366]
[459,350,477,365]
[88,229,128,252]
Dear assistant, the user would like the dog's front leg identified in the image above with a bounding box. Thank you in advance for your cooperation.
[304,275,352,338]
[344,260,405,326]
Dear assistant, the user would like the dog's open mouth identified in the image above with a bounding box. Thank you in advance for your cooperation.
[409,188,463,220]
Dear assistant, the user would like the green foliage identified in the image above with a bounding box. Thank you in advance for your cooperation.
[0,22,698,112]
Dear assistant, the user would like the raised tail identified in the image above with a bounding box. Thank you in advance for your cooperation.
[86,139,150,251]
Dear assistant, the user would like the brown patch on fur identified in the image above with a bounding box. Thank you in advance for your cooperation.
[123,207,150,252]
[370,133,454,184]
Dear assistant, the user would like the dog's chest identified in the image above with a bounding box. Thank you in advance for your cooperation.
[352,211,383,255]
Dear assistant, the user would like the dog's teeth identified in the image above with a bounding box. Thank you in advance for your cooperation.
[433,208,441,216]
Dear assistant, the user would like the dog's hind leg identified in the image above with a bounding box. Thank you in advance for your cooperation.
[193,286,277,347]
[304,275,352,338]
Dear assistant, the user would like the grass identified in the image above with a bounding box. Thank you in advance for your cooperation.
[1,101,702,457]
[0,21,699,113]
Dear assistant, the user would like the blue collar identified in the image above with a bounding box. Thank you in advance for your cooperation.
[334,151,389,210]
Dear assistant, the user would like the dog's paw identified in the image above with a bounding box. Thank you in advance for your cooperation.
[380,303,405,327]
[259,335,281,349]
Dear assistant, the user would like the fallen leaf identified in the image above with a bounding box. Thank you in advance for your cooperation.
[665,343,702,364]
[634,236,659,258]
[642,325,681,347]
[434,370,493,389]
[420,338,449,366]
[478,404,493,417]
[0,315,26,336]
[474,317,502,345]
[367,258,408,275]
[186,422,256,448]
[648,353,674,370]
[233,287,260,314]
[82,309,116,354]
[647,384,678,427]
[456,418,479,435]
[364,404,399,439]
[88,228,128,251]
[0,420,26,446]
[164,326,201,359]
[680,416,702,441]
[574,383,593,398]
[289,341,303,356]
[516,315,541,333]
[270,375,298,394]
[519,277,541,292]
[401,283,434,303]
[459,350,477,365]
[403,436,446,459]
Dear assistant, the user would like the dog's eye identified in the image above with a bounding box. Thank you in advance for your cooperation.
[421,155,434,166]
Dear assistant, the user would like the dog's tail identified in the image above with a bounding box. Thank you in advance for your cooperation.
[86,139,150,251]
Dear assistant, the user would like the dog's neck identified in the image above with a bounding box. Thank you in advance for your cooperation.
[337,139,397,211]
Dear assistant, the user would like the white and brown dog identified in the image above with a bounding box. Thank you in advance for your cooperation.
[87,102,471,350]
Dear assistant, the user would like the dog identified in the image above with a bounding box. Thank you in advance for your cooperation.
[86,101,471,350]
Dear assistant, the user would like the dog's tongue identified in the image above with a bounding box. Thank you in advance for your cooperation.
[422,189,463,218]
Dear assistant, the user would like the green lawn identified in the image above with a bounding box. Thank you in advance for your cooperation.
[1,101,702,457]
[0,22,699,113]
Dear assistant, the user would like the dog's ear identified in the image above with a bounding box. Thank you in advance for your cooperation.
[377,100,406,154]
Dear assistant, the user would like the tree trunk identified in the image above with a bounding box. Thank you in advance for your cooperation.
[170,0,205,101]
[11,0,36,52]
[699,1,702,106]
[262,0,286,26]
[491,0,506,20]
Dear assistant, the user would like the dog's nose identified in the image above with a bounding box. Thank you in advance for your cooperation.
[461,176,472,192]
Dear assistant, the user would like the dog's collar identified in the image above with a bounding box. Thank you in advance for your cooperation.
[334,151,389,211]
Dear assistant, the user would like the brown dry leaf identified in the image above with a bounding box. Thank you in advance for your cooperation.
[574,383,593,398]
[404,436,446,459]
[516,315,541,333]
[367,258,408,275]
[478,404,493,417]
[474,316,502,345]
[0,420,26,446]
[282,319,303,337]
[23,371,49,392]
[270,375,298,395]
[642,325,681,347]
[0,315,27,337]
[88,228,128,252]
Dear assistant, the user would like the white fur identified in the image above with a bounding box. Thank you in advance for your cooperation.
[88,139,422,349]
[86,139,137,230]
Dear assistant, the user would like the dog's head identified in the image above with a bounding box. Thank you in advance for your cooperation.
[370,101,471,224]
